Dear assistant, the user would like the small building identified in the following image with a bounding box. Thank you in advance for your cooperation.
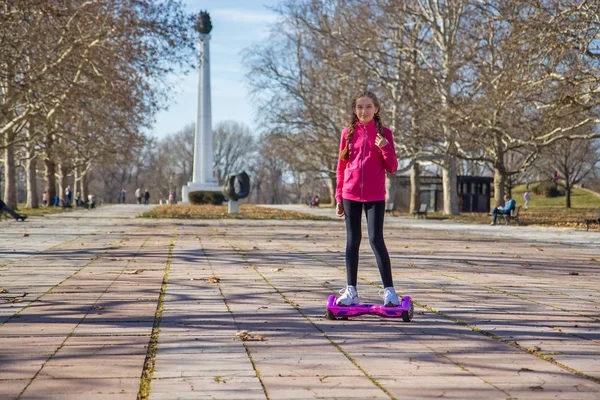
[393,175,493,213]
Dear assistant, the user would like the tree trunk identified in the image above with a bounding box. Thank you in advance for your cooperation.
[44,159,57,204]
[25,125,38,208]
[326,171,337,206]
[80,171,87,201]
[3,131,17,209]
[409,162,421,213]
[56,163,67,202]
[73,166,79,200]
[442,154,459,215]
[493,164,506,208]
[25,155,38,208]
[385,173,397,211]
[565,186,571,208]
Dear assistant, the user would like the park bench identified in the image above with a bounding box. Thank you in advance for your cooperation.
[504,205,521,225]
[413,203,428,219]
[584,208,600,231]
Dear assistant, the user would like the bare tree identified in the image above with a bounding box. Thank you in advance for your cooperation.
[213,121,256,185]
[458,1,600,206]
[1,0,197,207]
[535,136,600,208]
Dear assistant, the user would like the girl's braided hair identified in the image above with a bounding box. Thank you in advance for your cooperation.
[340,90,384,161]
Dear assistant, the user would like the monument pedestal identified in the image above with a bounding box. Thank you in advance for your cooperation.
[181,182,221,204]
[228,200,239,214]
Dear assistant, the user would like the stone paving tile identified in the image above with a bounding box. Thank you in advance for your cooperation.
[152,353,258,379]
[3,207,600,399]
[260,376,389,399]
[19,377,140,400]
[150,376,266,400]
[0,379,30,399]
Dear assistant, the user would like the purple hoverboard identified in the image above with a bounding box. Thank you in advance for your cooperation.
[325,294,414,322]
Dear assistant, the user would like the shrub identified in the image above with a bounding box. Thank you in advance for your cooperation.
[533,182,564,198]
[189,191,225,205]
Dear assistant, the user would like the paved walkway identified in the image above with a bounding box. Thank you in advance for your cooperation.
[1,205,599,399]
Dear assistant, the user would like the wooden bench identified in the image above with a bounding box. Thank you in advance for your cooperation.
[413,203,428,219]
[584,208,600,231]
[504,205,521,225]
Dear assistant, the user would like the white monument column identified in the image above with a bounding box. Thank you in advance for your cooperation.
[193,33,216,185]
[182,11,221,204]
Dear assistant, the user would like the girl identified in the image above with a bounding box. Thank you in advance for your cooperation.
[335,91,399,306]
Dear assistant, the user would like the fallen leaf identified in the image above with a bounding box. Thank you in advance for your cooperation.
[527,346,541,353]
[0,288,7,294]
[23,233,29,237]
[206,277,220,283]
[125,269,144,275]
[271,268,283,272]
[3,292,28,303]
[235,330,265,341]
[519,368,534,372]
[568,272,579,276]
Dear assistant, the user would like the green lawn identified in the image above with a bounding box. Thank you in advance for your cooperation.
[512,183,600,208]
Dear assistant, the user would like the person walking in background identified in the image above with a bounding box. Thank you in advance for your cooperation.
[88,194,96,209]
[42,191,48,207]
[524,190,530,209]
[75,191,83,207]
[0,199,27,221]
[168,192,175,204]
[65,185,72,206]
[120,188,127,204]
[335,90,400,307]
[144,189,150,205]
[135,188,142,204]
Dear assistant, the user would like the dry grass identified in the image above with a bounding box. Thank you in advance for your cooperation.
[18,205,73,216]
[139,204,332,220]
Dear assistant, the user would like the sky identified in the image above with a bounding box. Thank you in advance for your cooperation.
[149,0,283,140]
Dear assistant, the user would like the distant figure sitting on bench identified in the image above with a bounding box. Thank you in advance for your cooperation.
[311,195,320,208]
[490,194,515,225]
[0,199,27,221]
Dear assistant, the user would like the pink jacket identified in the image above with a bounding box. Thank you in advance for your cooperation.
[336,119,398,203]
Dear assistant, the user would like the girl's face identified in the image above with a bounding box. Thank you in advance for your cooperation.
[354,96,378,124]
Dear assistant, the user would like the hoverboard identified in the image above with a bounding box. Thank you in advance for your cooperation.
[325,294,414,322]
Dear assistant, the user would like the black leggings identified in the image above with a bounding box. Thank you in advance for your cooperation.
[343,198,393,288]
[0,203,22,220]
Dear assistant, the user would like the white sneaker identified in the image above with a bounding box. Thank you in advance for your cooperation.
[381,287,400,307]
[336,286,360,306]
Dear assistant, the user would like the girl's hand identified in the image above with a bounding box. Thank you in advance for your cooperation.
[336,202,345,217]
[375,133,388,148]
